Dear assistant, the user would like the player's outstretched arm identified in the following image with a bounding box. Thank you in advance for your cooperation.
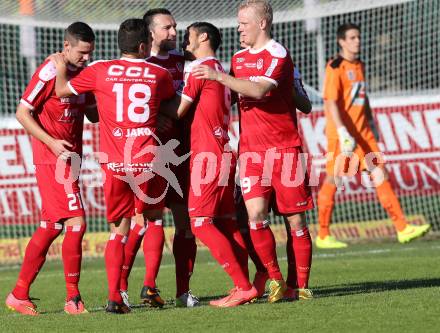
[50,53,73,98]
[16,103,73,159]
[192,64,275,99]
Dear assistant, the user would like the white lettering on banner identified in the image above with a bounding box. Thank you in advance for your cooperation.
[0,136,25,176]
[376,114,399,152]
[387,163,418,191]
[391,111,430,150]
[424,110,440,147]
[1,103,440,223]
[17,135,34,173]
[15,188,33,216]
[300,117,327,155]
[0,187,37,218]
[0,189,13,217]
[31,186,41,209]
[418,161,440,189]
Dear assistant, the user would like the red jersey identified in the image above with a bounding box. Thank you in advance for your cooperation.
[67,57,175,163]
[180,57,231,155]
[147,50,184,91]
[147,50,185,144]
[230,39,301,152]
[20,60,95,164]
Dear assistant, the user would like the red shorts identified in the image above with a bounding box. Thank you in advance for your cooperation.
[35,163,84,223]
[102,163,166,222]
[239,147,314,214]
[188,152,236,218]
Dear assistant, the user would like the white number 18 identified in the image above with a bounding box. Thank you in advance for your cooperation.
[112,83,151,123]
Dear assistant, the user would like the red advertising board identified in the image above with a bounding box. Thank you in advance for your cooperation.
[1,102,440,225]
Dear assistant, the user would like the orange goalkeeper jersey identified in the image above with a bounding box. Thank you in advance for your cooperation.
[323,56,369,139]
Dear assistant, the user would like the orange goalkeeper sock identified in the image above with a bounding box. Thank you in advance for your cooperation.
[375,180,407,232]
[317,183,337,239]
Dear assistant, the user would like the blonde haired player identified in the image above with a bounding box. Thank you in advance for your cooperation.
[193,0,314,302]
[316,22,430,249]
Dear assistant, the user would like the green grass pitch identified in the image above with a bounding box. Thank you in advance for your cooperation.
[1,240,440,332]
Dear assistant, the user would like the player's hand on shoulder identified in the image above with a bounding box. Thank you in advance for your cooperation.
[48,52,67,69]
[192,65,219,81]
[337,126,356,154]
[48,138,74,160]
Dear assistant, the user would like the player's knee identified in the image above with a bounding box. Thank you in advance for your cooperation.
[285,213,306,231]
[63,216,86,227]
[245,200,268,221]
[111,218,131,235]
[132,213,145,226]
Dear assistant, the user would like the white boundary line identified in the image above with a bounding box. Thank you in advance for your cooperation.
[1,243,439,277]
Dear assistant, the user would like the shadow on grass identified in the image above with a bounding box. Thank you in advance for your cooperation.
[314,278,440,298]
[32,278,440,314]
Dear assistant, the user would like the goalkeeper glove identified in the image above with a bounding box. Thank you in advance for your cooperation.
[337,126,356,154]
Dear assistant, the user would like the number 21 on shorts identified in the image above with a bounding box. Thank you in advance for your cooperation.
[67,193,83,211]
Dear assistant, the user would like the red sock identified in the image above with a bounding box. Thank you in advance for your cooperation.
[12,222,62,300]
[215,217,249,279]
[191,217,251,290]
[120,222,146,291]
[249,221,283,281]
[62,224,86,300]
[173,229,197,297]
[143,219,164,288]
[239,226,266,273]
[286,234,298,289]
[105,233,126,303]
[292,227,312,289]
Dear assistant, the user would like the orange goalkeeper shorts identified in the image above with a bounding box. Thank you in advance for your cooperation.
[326,130,384,176]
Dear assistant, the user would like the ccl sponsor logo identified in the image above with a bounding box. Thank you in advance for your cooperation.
[107,65,157,78]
